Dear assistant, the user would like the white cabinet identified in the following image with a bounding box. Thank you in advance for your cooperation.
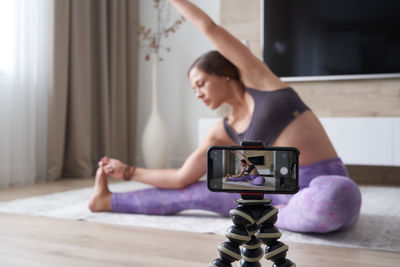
[393,118,400,166]
[198,117,400,166]
[319,118,395,166]
[198,118,220,147]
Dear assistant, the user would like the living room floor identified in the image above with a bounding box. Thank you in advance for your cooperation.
[1,178,399,267]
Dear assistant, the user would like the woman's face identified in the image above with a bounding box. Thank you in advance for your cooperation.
[240,161,247,168]
[188,67,230,110]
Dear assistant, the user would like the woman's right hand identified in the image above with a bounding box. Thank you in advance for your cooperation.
[98,156,129,180]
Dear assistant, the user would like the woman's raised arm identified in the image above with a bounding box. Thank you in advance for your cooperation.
[232,151,251,165]
[168,0,284,90]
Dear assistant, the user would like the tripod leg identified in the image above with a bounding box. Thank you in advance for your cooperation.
[239,223,264,267]
[210,206,253,266]
[239,259,262,267]
[210,258,232,267]
[256,206,296,267]
[210,240,241,267]
[272,259,296,267]
[210,199,296,267]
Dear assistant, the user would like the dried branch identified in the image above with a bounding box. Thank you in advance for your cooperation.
[136,0,185,61]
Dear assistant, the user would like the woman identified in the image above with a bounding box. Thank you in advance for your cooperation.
[89,0,361,233]
[226,151,265,186]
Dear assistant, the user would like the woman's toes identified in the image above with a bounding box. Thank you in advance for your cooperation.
[96,167,104,176]
[102,156,109,163]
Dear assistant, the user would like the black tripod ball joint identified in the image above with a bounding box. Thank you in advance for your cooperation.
[210,197,295,267]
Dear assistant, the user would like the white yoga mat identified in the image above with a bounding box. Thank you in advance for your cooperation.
[0,182,399,252]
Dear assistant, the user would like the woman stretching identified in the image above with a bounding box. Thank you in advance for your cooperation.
[89,0,361,233]
[226,151,265,186]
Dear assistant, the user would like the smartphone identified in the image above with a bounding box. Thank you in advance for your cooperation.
[207,146,299,194]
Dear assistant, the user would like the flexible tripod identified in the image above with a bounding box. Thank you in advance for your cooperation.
[210,193,295,267]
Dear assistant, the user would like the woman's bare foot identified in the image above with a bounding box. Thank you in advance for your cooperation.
[88,167,112,212]
[98,156,128,180]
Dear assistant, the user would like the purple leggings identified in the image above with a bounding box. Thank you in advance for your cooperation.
[111,158,361,233]
[228,174,265,186]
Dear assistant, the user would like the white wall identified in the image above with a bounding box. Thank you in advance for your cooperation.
[136,0,220,168]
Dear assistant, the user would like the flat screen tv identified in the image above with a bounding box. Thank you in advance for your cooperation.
[262,0,400,81]
[248,156,265,166]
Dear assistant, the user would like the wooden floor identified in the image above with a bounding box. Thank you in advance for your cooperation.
[0,177,96,202]
[1,178,400,267]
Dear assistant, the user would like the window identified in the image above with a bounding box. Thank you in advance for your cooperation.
[0,0,52,188]
[0,1,16,75]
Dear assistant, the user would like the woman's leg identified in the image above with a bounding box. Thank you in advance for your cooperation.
[111,182,300,216]
[111,180,298,216]
[87,161,292,216]
[250,175,265,186]
[111,181,241,216]
[275,175,361,233]
[228,175,250,182]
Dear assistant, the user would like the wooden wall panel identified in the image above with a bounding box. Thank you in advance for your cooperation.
[291,79,400,117]
[220,0,400,117]
[220,0,262,59]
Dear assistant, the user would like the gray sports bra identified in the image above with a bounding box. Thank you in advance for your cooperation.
[223,87,310,146]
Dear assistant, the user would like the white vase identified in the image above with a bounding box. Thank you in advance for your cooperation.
[141,53,169,169]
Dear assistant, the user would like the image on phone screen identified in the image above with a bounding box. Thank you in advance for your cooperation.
[207,147,298,193]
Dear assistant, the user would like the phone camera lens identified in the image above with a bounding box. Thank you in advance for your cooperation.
[280,167,289,175]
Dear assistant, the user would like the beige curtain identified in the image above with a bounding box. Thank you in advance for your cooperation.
[47,0,139,180]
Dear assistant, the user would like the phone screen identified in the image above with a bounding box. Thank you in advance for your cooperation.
[207,146,299,194]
